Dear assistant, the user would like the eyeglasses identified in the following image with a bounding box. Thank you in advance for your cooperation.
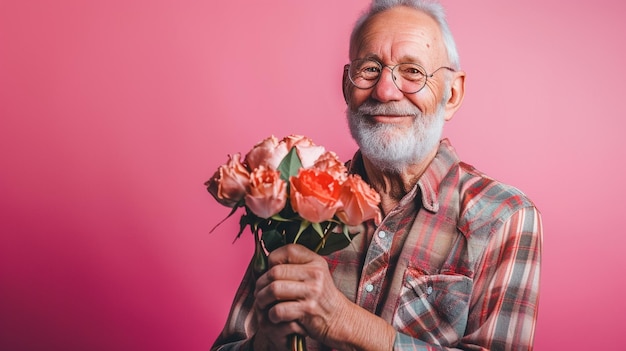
[345,58,455,94]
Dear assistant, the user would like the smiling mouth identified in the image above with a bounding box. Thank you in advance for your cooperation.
[368,114,414,123]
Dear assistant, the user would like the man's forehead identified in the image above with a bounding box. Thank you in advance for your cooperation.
[361,7,440,41]
[351,6,444,61]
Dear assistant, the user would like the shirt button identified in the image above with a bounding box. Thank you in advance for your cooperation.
[365,284,374,293]
[426,286,433,295]
[378,231,387,239]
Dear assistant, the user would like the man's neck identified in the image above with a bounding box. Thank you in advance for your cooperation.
[363,147,438,215]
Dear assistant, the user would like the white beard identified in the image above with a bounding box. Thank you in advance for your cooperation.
[347,99,446,173]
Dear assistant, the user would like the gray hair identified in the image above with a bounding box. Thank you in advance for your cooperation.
[349,0,461,69]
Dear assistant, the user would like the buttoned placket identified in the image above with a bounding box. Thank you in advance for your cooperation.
[355,182,422,315]
[356,221,396,313]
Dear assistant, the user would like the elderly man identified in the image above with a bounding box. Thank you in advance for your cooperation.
[212,0,542,350]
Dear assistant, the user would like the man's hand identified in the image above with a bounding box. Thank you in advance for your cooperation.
[252,244,395,351]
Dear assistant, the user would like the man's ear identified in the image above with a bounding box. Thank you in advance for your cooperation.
[444,71,466,121]
[342,65,351,105]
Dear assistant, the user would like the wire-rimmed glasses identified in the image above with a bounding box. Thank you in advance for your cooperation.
[345,58,455,94]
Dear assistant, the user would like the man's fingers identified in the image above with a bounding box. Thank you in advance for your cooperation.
[267,301,309,325]
[267,243,320,266]
[255,279,311,310]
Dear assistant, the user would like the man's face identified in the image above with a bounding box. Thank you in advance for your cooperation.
[344,6,451,171]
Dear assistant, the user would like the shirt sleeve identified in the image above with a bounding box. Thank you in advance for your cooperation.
[211,260,257,351]
[393,205,543,350]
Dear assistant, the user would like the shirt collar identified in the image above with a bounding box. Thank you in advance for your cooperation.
[348,139,460,214]
[416,139,459,213]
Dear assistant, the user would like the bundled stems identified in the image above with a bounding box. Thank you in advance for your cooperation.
[253,223,336,350]
[290,334,306,351]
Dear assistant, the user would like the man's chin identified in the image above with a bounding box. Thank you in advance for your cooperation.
[369,125,411,143]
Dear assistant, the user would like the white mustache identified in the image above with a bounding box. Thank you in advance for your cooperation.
[355,101,422,117]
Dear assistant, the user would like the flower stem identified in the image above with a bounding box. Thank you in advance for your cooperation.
[290,334,305,351]
[252,230,268,278]
[313,222,335,253]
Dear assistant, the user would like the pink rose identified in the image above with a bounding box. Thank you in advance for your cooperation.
[336,174,382,226]
[313,151,348,181]
[205,153,250,208]
[282,134,314,149]
[244,135,289,170]
[245,167,287,219]
[282,135,325,169]
[290,169,342,223]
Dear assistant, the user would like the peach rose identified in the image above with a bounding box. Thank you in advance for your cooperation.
[244,135,289,170]
[282,134,314,149]
[336,174,382,226]
[282,135,325,169]
[290,169,342,223]
[205,153,250,208]
[313,151,348,181]
[245,166,287,219]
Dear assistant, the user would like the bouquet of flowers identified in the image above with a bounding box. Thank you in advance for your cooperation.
[205,135,381,351]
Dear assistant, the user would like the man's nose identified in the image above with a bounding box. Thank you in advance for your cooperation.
[371,67,404,102]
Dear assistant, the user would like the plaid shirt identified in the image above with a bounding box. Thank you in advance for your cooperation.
[212,139,542,351]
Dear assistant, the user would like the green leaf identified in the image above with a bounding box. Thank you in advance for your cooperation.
[315,227,358,256]
[270,213,296,222]
[234,209,263,241]
[311,222,324,237]
[277,147,303,182]
[236,213,252,241]
[288,221,356,255]
[261,228,285,252]
[290,224,320,251]
[343,224,352,242]
[292,220,311,244]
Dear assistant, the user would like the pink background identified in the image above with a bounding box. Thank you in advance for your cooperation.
[1,1,625,350]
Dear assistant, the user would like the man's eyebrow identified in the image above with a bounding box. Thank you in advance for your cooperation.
[359,54,425,65]
[358,54,383,62]
[397,55,424,65]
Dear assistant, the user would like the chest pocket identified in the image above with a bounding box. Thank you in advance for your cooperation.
[393,269,473,346]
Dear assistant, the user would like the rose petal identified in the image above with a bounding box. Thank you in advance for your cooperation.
[245,167,287,218]
[205,153,250,207]
[336,174,381,225]
[289,169,342,223]
[244,135,289,170]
